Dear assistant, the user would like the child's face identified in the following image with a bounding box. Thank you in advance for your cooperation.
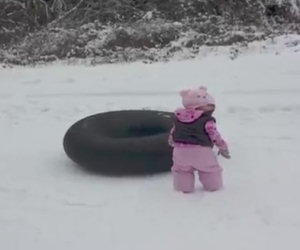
[196,104,215,112]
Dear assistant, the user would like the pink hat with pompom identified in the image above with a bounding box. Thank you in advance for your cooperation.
[180,86,215,109]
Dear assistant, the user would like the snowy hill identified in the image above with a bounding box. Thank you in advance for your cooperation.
[0,36,300,250]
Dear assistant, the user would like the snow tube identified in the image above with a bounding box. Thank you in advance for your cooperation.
[63,110,173,175]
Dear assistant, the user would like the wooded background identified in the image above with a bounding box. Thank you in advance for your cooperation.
[0,0,299,64]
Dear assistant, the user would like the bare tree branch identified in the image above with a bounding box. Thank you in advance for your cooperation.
[48,0,84,26]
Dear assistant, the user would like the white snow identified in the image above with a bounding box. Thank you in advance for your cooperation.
[1,36,300,250]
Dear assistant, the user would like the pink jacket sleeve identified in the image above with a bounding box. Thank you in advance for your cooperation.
[205,120,228,151]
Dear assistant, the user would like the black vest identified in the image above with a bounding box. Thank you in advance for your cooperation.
[172,112,215,147]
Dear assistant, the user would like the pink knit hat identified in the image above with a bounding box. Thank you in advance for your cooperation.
[180,86,215,109]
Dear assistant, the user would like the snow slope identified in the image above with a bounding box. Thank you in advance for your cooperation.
[0,37,300,250]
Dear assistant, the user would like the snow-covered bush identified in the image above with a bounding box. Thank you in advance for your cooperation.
[0,0,299,65]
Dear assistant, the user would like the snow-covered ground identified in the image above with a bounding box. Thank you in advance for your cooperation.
[1,36,300,250]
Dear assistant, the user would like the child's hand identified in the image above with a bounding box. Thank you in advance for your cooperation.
[218,149,231,159]
[168,126,175,147]
[168,135,174,147]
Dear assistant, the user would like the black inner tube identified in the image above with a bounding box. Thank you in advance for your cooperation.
[63,110,173,175]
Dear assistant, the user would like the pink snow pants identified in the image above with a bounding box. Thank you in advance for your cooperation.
[172,145,223,192]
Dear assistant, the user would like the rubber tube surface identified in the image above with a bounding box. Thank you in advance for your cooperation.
[63,110,173,175]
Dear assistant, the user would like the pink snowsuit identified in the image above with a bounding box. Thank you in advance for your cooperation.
[170,108,228,192]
